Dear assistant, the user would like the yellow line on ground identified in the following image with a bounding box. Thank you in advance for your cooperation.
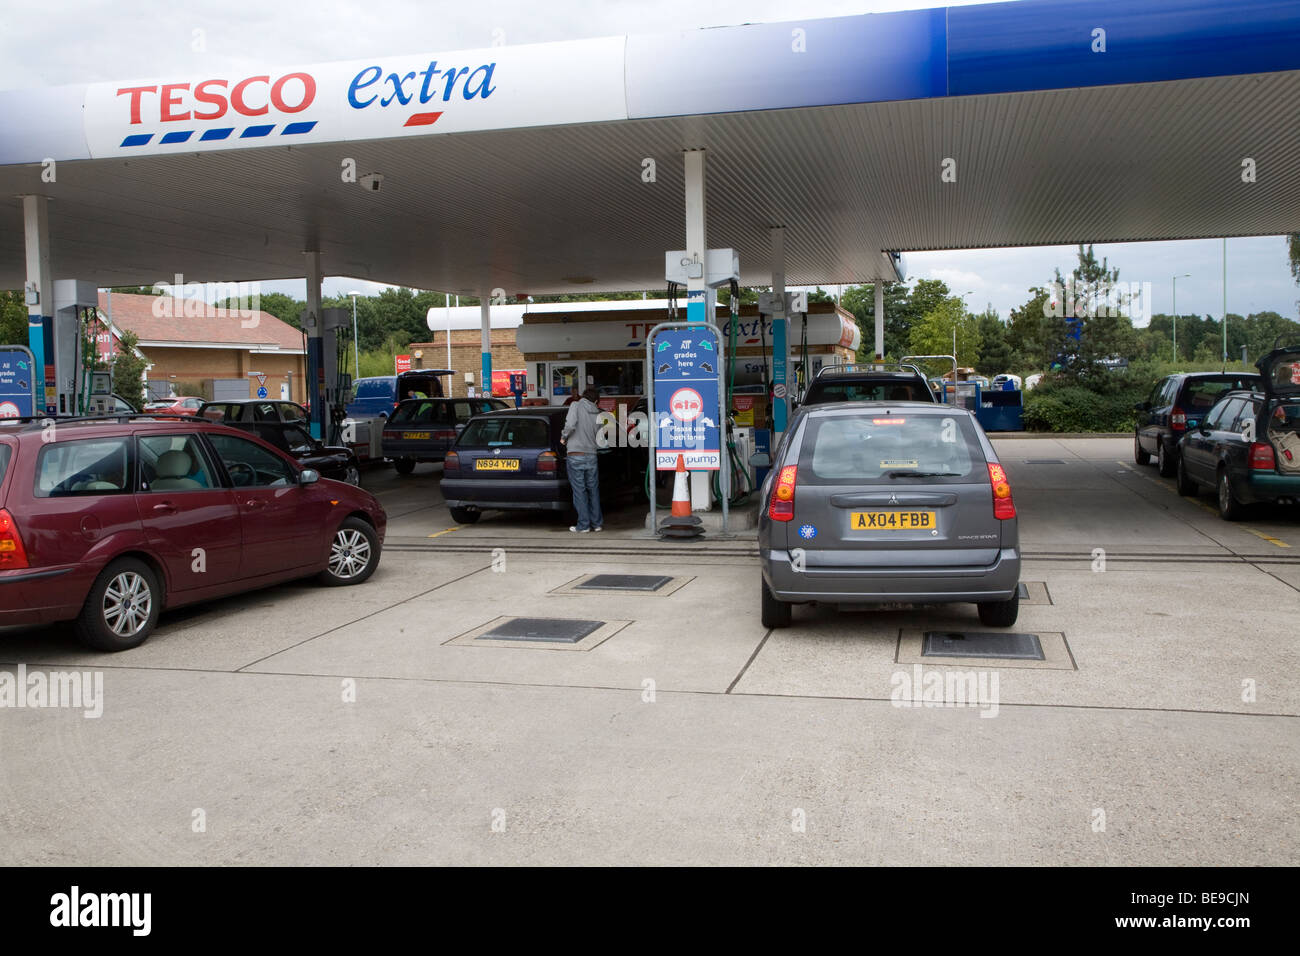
[427,526,463,538]
[1115,461,1290,548]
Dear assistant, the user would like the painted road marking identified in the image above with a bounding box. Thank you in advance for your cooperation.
[1116,461,1290,548]
[428,526,463,538]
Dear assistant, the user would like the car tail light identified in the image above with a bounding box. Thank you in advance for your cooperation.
[768,465,797,521]
[988,463,1016,520]
[444,450,459,473]
[1249,442,1276,471]
[433,429,457,441]
[1171,407,1187,431]
[539,451,558,473]
[0,508,29,570]
[383,428,400,439]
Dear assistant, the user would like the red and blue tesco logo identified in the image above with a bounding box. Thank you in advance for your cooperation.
[114,73,318,147]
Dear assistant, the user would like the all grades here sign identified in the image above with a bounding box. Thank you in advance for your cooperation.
[652,326,721,470]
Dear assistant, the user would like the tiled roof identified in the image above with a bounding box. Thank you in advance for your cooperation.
[97,292,305,351]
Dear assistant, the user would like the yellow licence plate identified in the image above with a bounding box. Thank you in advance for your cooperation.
[402,431,431,440]
[475,458,520,471]
[850,510,936,531]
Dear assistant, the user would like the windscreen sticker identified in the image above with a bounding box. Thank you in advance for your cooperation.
[881,459,918,469]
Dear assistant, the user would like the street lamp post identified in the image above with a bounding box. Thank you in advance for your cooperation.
[1171,274,1190,362]
[347,291,362,381]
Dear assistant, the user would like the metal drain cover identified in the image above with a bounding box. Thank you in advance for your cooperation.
[922,631,1045,660]
[478,617,605,644]
[576,574,672,592]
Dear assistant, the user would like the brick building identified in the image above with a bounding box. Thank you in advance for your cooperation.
[97,292,307,402]
[407,329,527,398]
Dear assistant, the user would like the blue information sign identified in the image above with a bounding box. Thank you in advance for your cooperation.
[651,325,721,471]
[0,346,37,419]
[256,386,269,398]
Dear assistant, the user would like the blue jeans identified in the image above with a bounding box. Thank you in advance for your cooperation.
[566,454,603,529]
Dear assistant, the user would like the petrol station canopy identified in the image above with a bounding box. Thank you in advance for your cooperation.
[2,0,1299,295]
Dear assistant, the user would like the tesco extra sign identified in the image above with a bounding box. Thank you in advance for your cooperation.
[115,74,317,124]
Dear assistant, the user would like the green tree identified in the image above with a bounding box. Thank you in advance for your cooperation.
[1,291,28,346]
[975,309,1014,375]
[1006,287,1051,369]
[909,297,982,369]
[1288,234,1300,286]
[844,278,951,360]
[107,286,162,296]
[111,331,148,409]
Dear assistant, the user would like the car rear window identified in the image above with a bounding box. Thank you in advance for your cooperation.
[810,381,930,402]
[458,417,551,448]
[35,438,132,497]
[0,444,10,485]
[799,412,983,484]
[1182,377,1260,413]
[391,401,442,424]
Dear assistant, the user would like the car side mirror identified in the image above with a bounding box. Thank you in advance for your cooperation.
[1135,402,1149,411]
[1197,425,1210,436]
[300,468,320,485]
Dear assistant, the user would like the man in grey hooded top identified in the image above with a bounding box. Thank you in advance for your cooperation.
[561,386,604,532]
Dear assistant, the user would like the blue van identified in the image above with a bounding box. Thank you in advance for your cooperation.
[345,370,455,419]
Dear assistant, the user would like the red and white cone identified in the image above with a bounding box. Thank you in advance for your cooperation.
[670,454,692,517]
[659,453,704,538]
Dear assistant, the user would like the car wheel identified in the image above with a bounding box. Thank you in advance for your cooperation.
[75,558,161,651]
[1134,434,1151,466]
[761,577,792,629]
[448,507,480,524]
[393,458,415,475]
[977,591,1019,628]
[319,517,381,586]
[1157,440,1177,477]
[1176,457,1198,496]
[344,464,361,486]
[1217,468,1245,521]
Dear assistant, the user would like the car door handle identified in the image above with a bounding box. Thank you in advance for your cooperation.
[244,499,265,510]
[152,502,177,515]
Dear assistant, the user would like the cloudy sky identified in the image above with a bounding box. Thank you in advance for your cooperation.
[5,0,1297,322]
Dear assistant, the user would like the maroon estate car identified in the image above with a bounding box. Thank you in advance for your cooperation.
[0,415,386,651]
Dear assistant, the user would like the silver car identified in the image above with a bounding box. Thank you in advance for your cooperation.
[758,401,1021,628]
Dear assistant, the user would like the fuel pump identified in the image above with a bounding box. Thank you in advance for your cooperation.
[51,280,100,416]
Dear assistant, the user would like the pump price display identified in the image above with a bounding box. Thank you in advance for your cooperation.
[651,326,721,471]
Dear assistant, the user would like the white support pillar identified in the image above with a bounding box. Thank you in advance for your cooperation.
[480,296,492,398]
[23,195,53,414]
[874,281,885,360]
[303,250,324,438]
[684,149,707,325]
[684,149,712,510]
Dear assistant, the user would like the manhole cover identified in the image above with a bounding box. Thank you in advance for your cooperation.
[576,574,672,592]
[478,617,605,644]
[922,631,1045,660]
[1025,459,1066,464]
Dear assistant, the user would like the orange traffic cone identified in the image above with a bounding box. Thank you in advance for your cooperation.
[659,453,704,538]
[670,454,691,517]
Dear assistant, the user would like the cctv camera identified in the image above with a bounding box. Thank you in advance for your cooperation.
[360,173,384,192]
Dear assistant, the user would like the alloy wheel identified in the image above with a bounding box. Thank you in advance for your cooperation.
[102,572,153,638]
[329,528,372,579]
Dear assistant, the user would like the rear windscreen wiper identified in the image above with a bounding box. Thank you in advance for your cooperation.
[884,471,961,478]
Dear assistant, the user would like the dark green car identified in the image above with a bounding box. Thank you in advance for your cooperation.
[1176,345,1300,519]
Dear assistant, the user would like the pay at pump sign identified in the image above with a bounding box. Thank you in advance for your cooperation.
[652,326,721,470]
